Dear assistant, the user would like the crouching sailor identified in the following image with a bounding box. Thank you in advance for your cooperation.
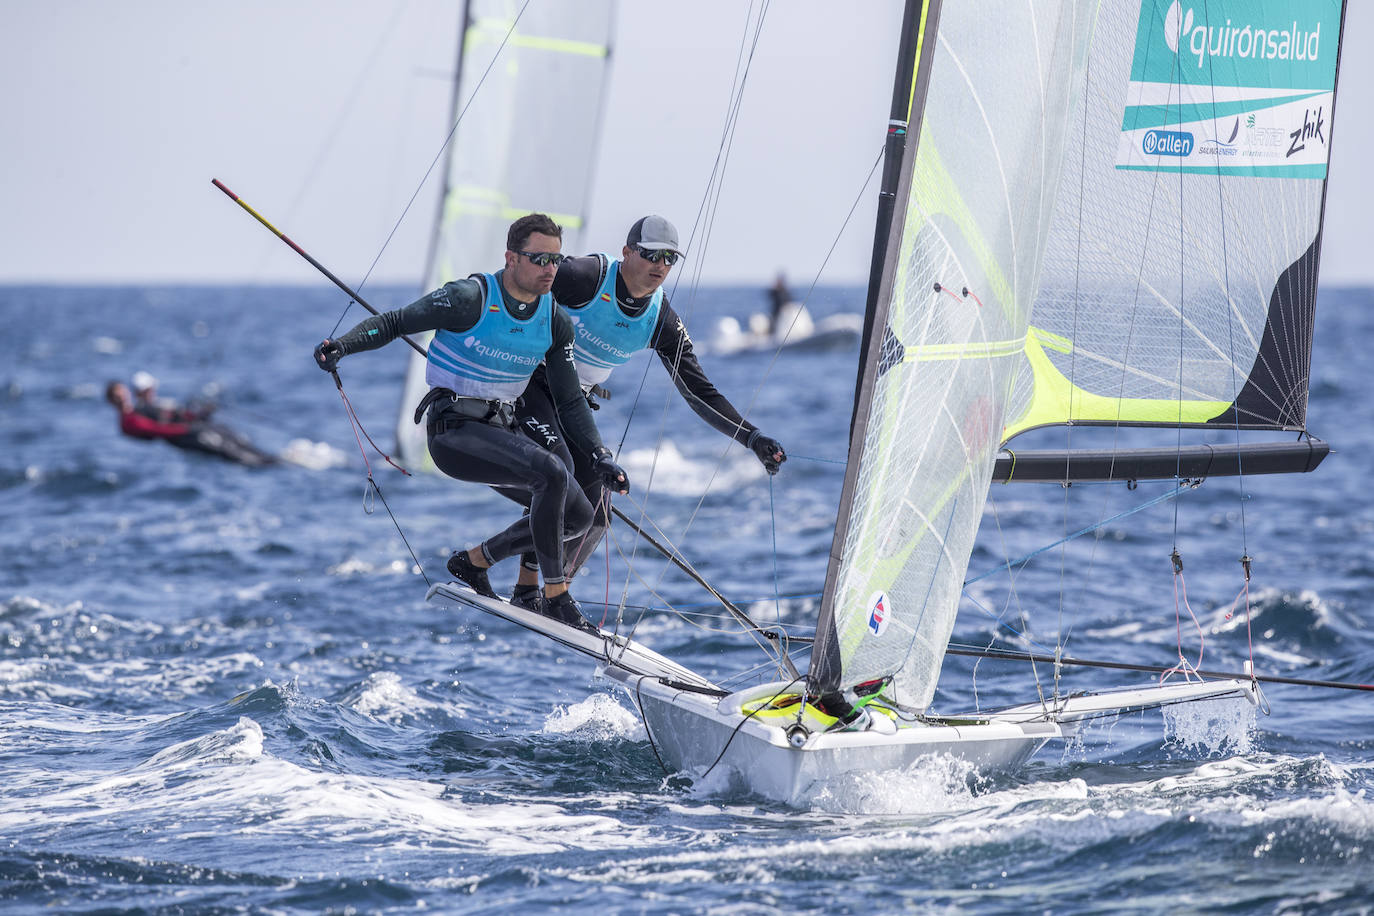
[502,214,787,609]
[312,213,628,632]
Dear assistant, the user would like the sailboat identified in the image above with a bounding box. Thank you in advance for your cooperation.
[430,0,1346,804]
[395,0,616,471]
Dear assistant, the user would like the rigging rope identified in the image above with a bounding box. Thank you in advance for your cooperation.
[967,480,1194,587]
[330,373,431,587]
[324,0,534,337]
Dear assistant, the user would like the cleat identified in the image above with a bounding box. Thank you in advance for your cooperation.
[447,550,497,599]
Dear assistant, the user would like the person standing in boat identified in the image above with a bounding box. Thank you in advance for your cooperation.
[311,213,628,633]
[502,214,786,612]
[105,378,277,467]
[767,272,794,336]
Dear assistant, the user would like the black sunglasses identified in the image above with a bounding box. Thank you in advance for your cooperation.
[634,246,681,266]
[514,250,567,267]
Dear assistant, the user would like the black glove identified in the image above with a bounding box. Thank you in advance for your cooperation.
[748,431,786,475]
[591,447,630,495]
[314,339,343,372]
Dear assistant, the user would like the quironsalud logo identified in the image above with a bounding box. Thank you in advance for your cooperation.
[866,591,891,637]
[1158,0,1323,70]
[1162,0,1193,54]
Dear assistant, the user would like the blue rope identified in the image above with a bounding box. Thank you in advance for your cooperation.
[788,452,846,465]
[960,590,1056,655]
[964,482,1189,587]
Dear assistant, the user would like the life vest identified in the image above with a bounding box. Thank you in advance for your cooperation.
[425,272,551,400]
[564,256,662,386]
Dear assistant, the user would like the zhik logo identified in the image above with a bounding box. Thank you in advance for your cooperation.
[1288,106,1325,157]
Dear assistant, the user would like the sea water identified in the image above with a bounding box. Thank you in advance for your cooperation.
[3,283,1372,913]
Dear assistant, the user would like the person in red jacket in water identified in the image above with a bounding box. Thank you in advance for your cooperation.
[105,378,277,467]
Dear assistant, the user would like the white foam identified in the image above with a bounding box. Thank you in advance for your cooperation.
[619,440,762,496]
[1162,694,1257,755]
[542,692,644,740]
[328,557,412,578]
[0,715,653,858]
[280,438,351,470]
[142,715,266,769]
[807,753,983,815]
[346,671,447,724]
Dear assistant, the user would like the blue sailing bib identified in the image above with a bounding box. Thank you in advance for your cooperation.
[564,256,662,386]
[426,273,551,400]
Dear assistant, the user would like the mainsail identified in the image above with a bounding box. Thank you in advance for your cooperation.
[812,0,1345,714]
[1006,0,1342,446]
[396,1,615,469]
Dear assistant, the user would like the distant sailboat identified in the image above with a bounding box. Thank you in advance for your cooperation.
[431,0,1346,804]
[396,0,616,471]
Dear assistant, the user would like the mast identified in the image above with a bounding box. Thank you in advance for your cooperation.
[849,0,927,436]
[421,2,475,290]
[811,0,940,694]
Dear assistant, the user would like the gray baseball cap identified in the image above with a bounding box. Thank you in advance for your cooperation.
[626,215,682,253]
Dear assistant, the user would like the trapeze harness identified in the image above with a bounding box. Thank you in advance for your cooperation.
[413,272,551,432]
[412,273,593,585]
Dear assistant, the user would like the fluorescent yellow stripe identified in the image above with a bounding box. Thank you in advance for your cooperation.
[907,1,933,119]
[467,18,608,58]
[1001,326,1229,440]
[902,336,1027,362]
[443,186,584,229]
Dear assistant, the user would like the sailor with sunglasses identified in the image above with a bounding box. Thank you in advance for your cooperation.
[502,215,787,612]
[312,213,628,632]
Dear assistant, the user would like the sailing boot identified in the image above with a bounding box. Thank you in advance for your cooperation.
[447,550,498,599]
[509,584,544,614]
[542,592,598,634]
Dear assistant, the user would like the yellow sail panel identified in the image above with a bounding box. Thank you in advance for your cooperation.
[1001,327,1229,441]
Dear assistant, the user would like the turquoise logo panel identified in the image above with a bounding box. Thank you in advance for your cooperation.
[1117,1,1340,176]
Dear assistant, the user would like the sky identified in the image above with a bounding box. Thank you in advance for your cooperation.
[2,1,1370,289]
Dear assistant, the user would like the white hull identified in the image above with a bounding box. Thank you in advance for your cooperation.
[709,305,862,355]
[430,579,1260,805]
[607,669,1259,804]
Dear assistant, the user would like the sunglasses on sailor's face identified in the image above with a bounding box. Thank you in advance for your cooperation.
[514,250,567,267]
[634,246,681,266]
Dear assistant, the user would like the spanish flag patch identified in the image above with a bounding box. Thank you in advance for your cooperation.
[488,303,500,312]
[599,292,612,302]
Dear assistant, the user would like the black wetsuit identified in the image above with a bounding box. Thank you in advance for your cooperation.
[121,403,277,468]
[515,254,761,577]
[328,271,607,585]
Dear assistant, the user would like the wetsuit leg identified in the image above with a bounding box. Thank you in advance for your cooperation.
[561,445,609,578]
[427,419,592,585]
[505,367,609,580]
[510,367,579,576]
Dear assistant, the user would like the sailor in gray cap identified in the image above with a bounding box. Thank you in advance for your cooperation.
[501,214,787,612]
